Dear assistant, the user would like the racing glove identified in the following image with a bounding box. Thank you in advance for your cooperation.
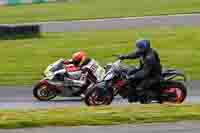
[118,55,127,60]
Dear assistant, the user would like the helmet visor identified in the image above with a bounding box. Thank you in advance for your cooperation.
[73,59,80,66]
[136,47,145,54]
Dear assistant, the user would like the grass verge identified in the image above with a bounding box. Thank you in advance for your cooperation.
[1,0,200,24]
[0,26,198,85]
[0,104,200,129]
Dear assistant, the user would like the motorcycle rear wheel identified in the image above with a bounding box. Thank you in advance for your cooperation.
[159,81,187,104]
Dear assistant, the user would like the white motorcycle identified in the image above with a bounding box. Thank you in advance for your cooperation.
[33,58,105,101]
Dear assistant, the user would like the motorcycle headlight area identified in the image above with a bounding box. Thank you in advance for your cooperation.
[44,71,54,79]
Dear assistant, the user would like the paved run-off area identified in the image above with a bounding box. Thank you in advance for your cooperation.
[0,121,199,133]
[28,14,200,32]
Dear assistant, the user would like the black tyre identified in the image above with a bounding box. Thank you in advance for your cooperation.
[33,83,57,101]
[84,86,113,106]
[139,94,153,104]
[159,81,187,104]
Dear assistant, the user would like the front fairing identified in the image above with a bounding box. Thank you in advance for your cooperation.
[44,58,65,80]
[103,60,122,81]
[104,63,112,72]
[104,71,114,81]
[44,71,54,80]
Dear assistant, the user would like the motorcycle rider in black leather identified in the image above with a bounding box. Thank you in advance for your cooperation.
[118,39,162,103]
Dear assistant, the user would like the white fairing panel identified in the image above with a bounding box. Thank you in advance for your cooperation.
[82,59,105,81]
[104,73,113,81]
[44,59,65,80]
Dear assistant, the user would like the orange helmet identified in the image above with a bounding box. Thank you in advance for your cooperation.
[72,51,87,66]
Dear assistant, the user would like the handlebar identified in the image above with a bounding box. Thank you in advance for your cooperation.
[111,54,119,57]
[111,54,123,61]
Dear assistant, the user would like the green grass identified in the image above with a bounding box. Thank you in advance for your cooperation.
[1,0,200,24]
[0,104,199,129]
[0,26,198,85]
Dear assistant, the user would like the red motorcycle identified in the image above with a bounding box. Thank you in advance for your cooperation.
[84,56,188,106]
[33,58,98,101]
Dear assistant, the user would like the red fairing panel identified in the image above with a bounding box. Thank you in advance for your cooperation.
[115,80,125,90]
[40,79,49,84]
[65,64,80,72]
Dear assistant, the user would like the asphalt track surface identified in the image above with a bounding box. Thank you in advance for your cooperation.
[19,13,200,32]
[0,80,197,109]
[0,121,199,133]
[2,14,200,32]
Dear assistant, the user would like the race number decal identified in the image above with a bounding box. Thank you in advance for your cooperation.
[90,63,98,73]
[88,60,106,81]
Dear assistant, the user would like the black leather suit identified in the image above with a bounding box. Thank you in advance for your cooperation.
[121,48,162,101]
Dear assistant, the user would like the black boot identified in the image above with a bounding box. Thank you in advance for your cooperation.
[128,95,138,103]
[136,88,151,104]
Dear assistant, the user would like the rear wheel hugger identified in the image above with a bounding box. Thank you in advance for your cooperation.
[159,81,187,103]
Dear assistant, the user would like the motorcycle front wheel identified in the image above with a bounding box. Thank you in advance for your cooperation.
[33,82,57,101]
[84,86,113,106]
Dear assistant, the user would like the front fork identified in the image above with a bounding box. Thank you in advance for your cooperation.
[93,81,107,97]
